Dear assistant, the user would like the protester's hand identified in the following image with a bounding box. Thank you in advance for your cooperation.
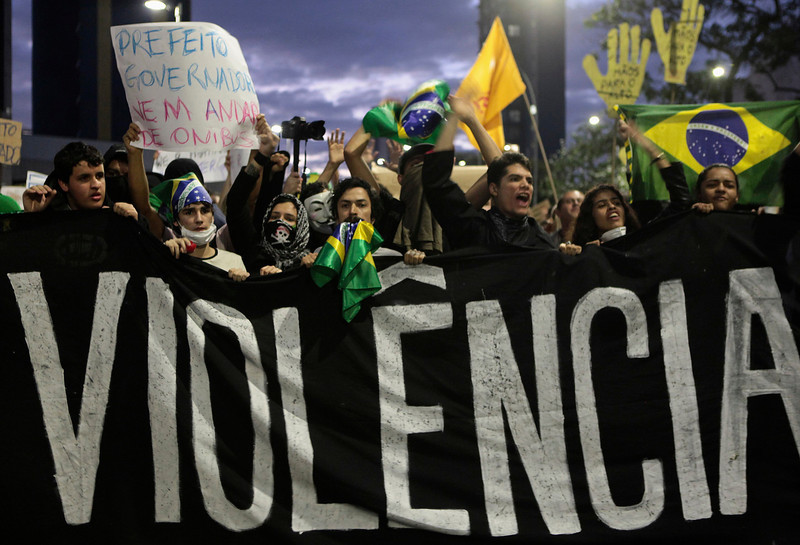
[362,138,378,165]
[618,118,641,142]
[228,268,250,282]
[301,253,318,268]
[113,201,138,220]
[582,23,650,112]
[385,139,403,173]
[586,240,601,246]
[22,184,57,213]
[328,129,346,165]
[260,265,283,275]
[404,249,425,266]
[283,170,302,195]
[271,152,289,173]
[651,0,705,85]
[559,243,582,256]
[449,94,477,123]
[692,202,714,214]
[122,123,143,157]
[165,237,195,258]
[256,114,280,156]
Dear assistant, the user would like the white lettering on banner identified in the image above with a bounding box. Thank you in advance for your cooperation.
[9,265,800,534]
[658,280,712,520]
[9,271,129,525]
[273,306,379,532]
[145,278,181,522]
[719,267,800,515]
[467,297,580,536]
[570,287,665,530]
[372,303,470,534]
[186,299,273,531]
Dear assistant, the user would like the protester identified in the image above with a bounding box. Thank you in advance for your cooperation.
[300,129,345,249]
[103,144,128,179]
[420,101,554,251]
[621,119,692,223]
[551,190,584,245]
[690,164,740,213]
[567,184,642,250]
[344,127,405,254]
[394,95,502,264]
[22,141,141,222]
[225,115,313,275]
[162,156,227,229]
[157,173,249,281]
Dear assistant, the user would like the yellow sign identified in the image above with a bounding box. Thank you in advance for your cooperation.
[0,118,22,165]
[652,0,705,85]
[583,23,651,113]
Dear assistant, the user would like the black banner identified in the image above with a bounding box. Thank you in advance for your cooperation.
[1,210,799,544]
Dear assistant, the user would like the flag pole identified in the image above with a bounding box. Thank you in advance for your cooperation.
[521,92,558,199]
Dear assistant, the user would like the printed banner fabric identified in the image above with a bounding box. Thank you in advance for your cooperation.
[1,210,799,544]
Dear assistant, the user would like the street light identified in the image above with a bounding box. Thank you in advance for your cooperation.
[712,65,726,78]
[588,115,600,126]
[144,1,182,22]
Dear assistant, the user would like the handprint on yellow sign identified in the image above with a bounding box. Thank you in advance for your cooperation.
[583,23,651,113]
[652,0,705,85]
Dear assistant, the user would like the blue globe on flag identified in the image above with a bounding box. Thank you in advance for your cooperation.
[686,109,749,168]
[399,89,447,140]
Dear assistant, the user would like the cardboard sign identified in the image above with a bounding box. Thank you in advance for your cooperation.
[152,149,228,183]
[110,22,260,151]
[582,23,651,112]
[652,0,705,85]
[0,118,22,165]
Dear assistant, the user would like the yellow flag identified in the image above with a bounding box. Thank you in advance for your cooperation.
[456,17,526,150]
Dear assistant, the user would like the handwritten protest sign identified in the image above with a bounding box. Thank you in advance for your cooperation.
[152,149,228,183]
[110,22,260,151]
[0,118,22,165]
[582,23,650,113]
[652,0,705,85]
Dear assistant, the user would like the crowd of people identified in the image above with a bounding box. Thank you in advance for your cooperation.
[8,95,800,285]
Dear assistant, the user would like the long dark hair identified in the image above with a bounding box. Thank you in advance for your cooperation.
[573,184,640,246]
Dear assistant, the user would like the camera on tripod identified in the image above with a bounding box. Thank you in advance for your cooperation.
[280,116,325,141]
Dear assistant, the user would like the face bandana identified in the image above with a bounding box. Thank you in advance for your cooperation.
[263,219,297,249]
[181,224,218,247]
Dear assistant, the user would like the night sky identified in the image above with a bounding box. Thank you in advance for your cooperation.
[10,0,610,169]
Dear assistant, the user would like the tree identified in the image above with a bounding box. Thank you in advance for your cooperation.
[586,0,800,103]
[546,120,627,199]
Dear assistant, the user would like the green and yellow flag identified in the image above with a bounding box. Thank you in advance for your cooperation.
[311,220,383,322]
[618,101,800,205]
[362,80,450,145]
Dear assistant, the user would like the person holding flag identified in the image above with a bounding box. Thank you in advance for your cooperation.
[310,177,390,322]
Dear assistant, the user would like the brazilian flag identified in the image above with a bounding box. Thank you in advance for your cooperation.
[362,80,451,145]
[618,101,800,205]
[311,220,383,322]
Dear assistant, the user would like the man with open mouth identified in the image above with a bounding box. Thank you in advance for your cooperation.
[420,103,555,251]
